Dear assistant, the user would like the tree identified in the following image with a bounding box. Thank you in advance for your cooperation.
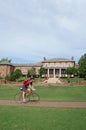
[39,67,46,77]
[14,69,22,79]
[27,67,36,78]
[66,67,78,76]
[6,69,22,81]
[0,58,11,63]
[78,53,86,78]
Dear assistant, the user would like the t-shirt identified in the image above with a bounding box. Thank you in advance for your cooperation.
[23,80,32,88]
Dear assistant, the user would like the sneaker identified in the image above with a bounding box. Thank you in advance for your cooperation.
[20,87,23,91]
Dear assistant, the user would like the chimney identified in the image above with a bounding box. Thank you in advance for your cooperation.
[43,57,46,61]
[71,56,74,60]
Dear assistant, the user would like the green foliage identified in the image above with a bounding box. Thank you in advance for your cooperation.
[27,67,36,77]
[39,67,46,77]
[6,69,22,81]
[16,77,25,82]
[66,67,78,75]
[0,58,11,63]
[14,69,22,78]
[78,53,86,78]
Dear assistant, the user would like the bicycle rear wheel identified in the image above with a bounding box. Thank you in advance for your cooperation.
[14,92,23,103]
[28,93,40,102]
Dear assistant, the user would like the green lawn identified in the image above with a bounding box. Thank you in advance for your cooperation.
[0,84,86,101]
[0,106,86,130]
[0,84,86,130]
[61,77,85,83]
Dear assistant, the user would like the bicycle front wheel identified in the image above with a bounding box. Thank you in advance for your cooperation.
[28,93,40,102]
[14,92,23,103]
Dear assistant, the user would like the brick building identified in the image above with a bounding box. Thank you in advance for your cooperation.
[41,57,75,78]
[0,62,14,78]
[0,57,75,78]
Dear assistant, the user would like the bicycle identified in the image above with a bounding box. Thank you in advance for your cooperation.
[14,88,40,103]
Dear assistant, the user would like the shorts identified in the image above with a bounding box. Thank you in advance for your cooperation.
[21,86,27,92]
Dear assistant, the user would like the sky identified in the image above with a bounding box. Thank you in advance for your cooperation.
[0,0,86,64]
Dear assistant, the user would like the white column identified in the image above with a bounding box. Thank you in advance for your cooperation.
[59,68,61,77]
[53,68,55,78]
[47,68,49,77]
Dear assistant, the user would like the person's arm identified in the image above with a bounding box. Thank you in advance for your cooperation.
[28,84,32,89]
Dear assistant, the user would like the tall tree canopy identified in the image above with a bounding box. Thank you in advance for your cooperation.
[39,67,46,77]
[66,67,78,76]
[27,67,36,77]
[0,58,11,63]
[78,53,86,78]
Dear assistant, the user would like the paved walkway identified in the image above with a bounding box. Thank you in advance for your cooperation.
[0,100,86,108]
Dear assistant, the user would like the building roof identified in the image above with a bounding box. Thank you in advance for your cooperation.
[0,61,41,67]
[0,61,14,66]
[13,63,41,67]
[42,58,74,62]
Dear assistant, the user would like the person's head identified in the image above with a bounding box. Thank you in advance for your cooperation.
[30,76,34,80]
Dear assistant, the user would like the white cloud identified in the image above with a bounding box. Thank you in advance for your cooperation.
[0,0,86,63]
[54,15,80,33]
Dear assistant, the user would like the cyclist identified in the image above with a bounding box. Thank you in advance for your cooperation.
[21,79,35,102]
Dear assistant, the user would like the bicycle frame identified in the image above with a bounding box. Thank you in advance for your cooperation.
[14,89,40,103]
[25,89,34,98]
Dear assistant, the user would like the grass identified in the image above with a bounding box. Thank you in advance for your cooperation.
[0,106,86,130]
[38,86,86,101]
[61,77,85,83]
[0,84,86,130]
[0,84,86,101]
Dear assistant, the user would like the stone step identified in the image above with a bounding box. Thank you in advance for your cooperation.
[47,78,62,84]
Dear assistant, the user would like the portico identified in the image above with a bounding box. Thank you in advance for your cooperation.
[41,57,75,78]
[45,67,65,78]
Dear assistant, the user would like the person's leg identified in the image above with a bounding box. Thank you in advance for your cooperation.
[27,88,32,97]
[22,87,27,102]
[22,91,26,102]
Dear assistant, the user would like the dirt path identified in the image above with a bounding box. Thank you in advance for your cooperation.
[0,100,86,108]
